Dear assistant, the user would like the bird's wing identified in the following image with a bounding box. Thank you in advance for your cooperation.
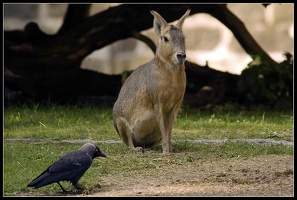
[48,150,92,176]
[27,150,92,188]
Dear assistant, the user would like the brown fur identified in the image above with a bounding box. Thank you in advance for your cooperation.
[113,10,191,154]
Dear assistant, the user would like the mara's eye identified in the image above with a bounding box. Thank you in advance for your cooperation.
[163,36,169,42]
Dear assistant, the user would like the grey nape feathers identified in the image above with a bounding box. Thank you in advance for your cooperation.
[27,143,107,193]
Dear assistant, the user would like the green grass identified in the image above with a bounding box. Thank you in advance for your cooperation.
[173,109,293,141]
[4,104,116,140]
[3,104,293,196]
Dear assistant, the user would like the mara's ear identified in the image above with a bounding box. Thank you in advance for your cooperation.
[176,9,191,29]
[151,10,168,36]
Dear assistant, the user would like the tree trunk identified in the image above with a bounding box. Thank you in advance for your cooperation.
[4,4,277,105]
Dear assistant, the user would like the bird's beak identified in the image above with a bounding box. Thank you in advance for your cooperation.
[99,153,107,158]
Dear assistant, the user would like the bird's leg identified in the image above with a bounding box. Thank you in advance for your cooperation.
[57,182,69,193]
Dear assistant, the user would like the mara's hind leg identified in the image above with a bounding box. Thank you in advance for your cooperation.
[114,117,144,153]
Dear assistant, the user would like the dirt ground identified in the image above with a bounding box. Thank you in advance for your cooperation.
[76,154,293,197]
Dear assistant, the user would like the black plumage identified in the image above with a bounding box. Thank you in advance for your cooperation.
[27,143,107,192]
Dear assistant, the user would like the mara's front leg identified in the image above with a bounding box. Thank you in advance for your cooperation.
[163,111,177,154]
[159,105,181,154]
[155,107,174,154]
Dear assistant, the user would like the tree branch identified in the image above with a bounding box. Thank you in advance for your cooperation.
[58,4,91,34]
[207,4,278,66]
[131,31,156,53]
[5,4,278,71]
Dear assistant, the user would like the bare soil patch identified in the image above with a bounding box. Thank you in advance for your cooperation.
[80,154,293,197]
[13,139,293,197]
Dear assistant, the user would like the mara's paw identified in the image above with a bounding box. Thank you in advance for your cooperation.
[132,146,144,153]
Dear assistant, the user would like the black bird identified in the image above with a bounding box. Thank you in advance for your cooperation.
[27,143,107,192]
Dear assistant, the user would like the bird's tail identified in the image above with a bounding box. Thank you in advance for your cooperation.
[27,171,51,189]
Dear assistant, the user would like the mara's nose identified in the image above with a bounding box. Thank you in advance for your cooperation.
[177,53,186,60]
[176,52,186,65]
